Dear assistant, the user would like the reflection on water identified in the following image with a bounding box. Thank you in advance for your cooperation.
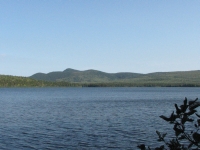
[0,87,200,149]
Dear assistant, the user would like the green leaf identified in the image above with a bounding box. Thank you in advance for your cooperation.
[156,131,161,138]
[188,98,198,106]
[186,118,194,122]
[173,124,183,136]
[186,110,197,116]
[159,115,171,122]
[175,103,181,115]
[181,114,188,124]
[189,102,200,110]
[137,144,146,150]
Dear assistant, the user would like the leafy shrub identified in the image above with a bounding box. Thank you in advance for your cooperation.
[137,97,200,150]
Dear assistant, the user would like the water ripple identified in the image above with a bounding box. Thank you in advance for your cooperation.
[0,87,200,149]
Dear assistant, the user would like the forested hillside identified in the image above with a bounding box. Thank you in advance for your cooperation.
[0,75,78,87]
[29,69,200,87]
[1,69,200,87]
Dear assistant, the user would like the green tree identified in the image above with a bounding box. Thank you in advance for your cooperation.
[138,97,200,150]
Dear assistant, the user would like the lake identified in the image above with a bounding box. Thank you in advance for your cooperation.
[0,87,200,149]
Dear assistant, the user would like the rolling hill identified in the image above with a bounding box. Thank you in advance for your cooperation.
[29,68,200,87]
[1,69,200,87]
[30,68,143,82]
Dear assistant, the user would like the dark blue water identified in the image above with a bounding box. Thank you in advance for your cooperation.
[0,87,200,149]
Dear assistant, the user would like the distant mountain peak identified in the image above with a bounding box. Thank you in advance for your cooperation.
[63,68,79,72]
[29,68,200,84]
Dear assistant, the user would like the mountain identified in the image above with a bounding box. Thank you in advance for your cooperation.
[30,68,142,83]
[29,69,200,86]
[1,69,200,87]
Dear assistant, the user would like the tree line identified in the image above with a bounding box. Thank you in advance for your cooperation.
[1,75,200,87]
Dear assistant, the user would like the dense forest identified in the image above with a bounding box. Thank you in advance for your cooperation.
[1,73,200,87]
[0,75,80,87]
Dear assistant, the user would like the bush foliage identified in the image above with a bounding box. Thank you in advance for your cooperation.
[138,97,200,150]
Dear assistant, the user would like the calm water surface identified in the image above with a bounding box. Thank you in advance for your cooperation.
[0,87,200,149]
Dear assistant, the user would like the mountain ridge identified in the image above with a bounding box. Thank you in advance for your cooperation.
[29,68,200,85]
[1,69,200,87]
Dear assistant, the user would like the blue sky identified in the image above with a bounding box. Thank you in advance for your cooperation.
[0,0,200,76]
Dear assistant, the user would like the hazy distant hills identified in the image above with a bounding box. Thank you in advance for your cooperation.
[1,69,200,87]
[29,68,200,86]
[30,68,144,82]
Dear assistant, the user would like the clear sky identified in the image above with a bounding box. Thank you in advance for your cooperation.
[0,0,200,76]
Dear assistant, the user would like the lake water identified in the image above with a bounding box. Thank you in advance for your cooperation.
[0,87,200,149]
